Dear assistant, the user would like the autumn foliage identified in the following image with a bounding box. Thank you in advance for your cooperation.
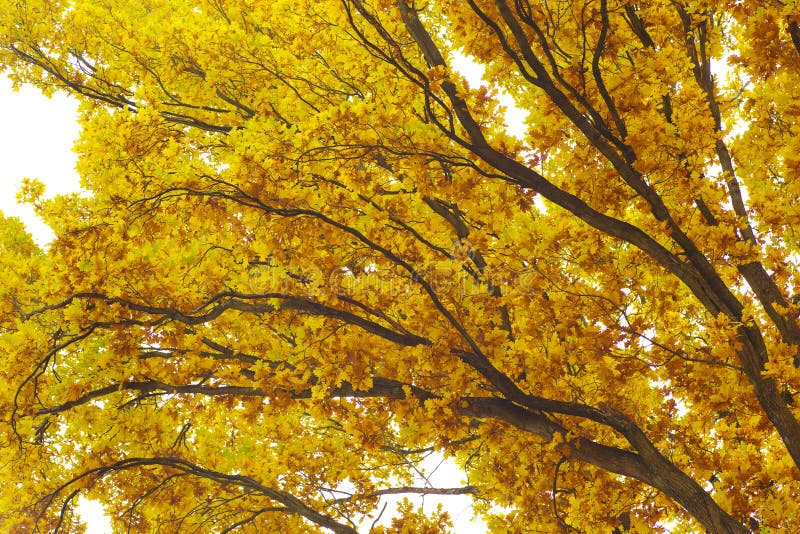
[2,0,800,532]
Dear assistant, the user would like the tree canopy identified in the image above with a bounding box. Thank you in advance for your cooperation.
[2,0,800,531]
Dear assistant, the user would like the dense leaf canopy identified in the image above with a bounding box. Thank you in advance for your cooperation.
[2,0,800,532]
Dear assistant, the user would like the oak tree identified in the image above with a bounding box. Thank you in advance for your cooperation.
[2,0,800,531]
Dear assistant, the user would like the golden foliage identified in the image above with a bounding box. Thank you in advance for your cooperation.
[2,0,800,532]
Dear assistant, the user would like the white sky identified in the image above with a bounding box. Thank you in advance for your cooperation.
[451,53,528,138]
[0,76,81,245]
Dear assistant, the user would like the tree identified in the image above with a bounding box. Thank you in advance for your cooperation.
[1,0,800,531]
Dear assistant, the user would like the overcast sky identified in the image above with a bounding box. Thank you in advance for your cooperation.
[0,76,81,245]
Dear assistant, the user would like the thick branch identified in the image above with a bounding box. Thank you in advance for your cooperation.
[38,456,359,534]
[28,291,430,347]
[35,371,744,531]
[464,398,746,533]
[36,376,436,415]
